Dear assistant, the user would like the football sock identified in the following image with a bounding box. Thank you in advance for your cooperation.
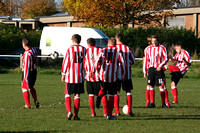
[22,89,30,107]
[107,95,114,116]
[164,88,170,105]
[74,97,80,117]
[89,94,95,115]
[127,92,132,113]
[65,94,71,113]
[29,88,38,102]
[149,88,155,104]
[101,95,108,115]
[160,88,165,105]
[146,86,150,106]
[171,86,178,103]
[114,93,120,114]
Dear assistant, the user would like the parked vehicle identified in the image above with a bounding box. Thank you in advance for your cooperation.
[39,27,109,58]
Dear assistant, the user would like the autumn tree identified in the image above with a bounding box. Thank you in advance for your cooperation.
[0,0,20,16]
[20,0,58,19]
[62,0,180,27]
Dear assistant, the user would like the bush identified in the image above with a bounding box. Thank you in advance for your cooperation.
[0,23,42,54]
[96,26,200,57]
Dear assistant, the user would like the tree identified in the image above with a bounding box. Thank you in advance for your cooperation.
[20,0,58,19]
[62,0,180,27]
[0,0,20,16]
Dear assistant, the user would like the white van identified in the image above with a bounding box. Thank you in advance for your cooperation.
[39,27,109,57]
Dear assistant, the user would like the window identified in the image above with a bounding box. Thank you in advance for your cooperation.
[95,38,108,48]
[167,17,185,29]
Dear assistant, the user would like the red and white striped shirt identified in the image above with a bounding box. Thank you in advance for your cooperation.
[143,45,168,74]
[22,47,38,89]
[62,45,86,83]
[84,46,101,82]
[116,44,135,80]
[93,46,125,83]
[173,50,191,75]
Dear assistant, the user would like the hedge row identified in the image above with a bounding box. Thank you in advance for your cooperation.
[0,23,199,58]
[0,23,42,55]
[97,26,200,57]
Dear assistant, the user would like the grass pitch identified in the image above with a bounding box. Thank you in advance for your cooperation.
[0,70,200,132]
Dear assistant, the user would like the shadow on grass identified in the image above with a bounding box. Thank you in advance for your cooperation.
[118,114,200,121]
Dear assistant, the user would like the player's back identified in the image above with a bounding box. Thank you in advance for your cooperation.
[98,46,124,82]
[84,46,101,82]
[116,44,135,80]
[62,45,86,83]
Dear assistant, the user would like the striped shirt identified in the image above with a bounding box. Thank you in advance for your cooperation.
[22,47,37,89]
[62,45,86,83]
[173,50,191,75]
[84,46,101,82]
[143,45,168,74]
[93,46,125,83]
[116,44,135,80]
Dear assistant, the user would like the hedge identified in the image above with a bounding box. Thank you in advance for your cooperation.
[97,26,200,57]
[0,23,42,55]
[0,23,199,58]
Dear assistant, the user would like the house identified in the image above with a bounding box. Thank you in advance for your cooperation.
[1,7,200,36]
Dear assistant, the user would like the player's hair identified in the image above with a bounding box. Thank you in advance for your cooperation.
[87,38,96,46]
[115,33,124,42]
[22,38,30,46]
[175,41,182,47]
[72,34,81,44]
[108,37,116,46]
[151,35,159,42]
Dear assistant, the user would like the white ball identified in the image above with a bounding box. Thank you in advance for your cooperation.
[122,105,129,115]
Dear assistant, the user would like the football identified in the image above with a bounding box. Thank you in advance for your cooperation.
[122,105,129,115]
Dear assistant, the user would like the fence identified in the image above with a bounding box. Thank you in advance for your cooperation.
[0,55,200,68]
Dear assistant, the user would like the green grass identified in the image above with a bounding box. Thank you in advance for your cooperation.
[0,70,200,132]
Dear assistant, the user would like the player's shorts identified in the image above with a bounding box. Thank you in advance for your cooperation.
[22,70,37,89]
[86,81,101,96]
[147,67,164,86]
[116,79,133,92]
[65,83,84,95]
[170,71,183,85]
[100,81,117,95]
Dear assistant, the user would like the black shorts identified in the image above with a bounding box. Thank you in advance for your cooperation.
[66,83,84,95]
[86,81,101,96]
[116,79,133,92]
[22,70,37,89]
[170,71,183,85]
[100,81,117,95]
[147,67,164,86]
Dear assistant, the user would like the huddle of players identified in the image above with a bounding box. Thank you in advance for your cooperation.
[20,33,191,121]
[61,33,135,120]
